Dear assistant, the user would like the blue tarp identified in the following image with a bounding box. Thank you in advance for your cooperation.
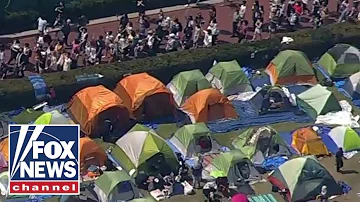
[338,181,352,194]
[207,100,312,133]
[316,126,339,154]
[279,132,298,154]
[258,156,288,171]
[28,75,47,101]
[242,67,253,79]
[332,78,360,107]
[251,75,271,89]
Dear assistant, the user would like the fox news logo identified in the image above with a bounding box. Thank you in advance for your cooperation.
[8,125,80,195]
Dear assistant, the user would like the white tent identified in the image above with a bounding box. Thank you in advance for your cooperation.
[343,71,360,99]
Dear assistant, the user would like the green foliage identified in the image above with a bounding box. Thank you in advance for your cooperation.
[0,22,360,112]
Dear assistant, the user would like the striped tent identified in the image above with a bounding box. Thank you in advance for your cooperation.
[268,156,342,202]
[318,43,360,78]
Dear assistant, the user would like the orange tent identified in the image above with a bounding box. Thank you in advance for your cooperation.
[291,127,329,156]
[80,137,107,174]
[181,88,238,123]
[113,73,175,121]
[0,138,8,161]
[67,85,131,136]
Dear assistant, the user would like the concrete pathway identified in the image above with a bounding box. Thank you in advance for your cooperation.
[0,0,223,39]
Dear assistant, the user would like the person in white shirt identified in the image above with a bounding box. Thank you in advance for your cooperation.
[63,52,72,71]
[37,17,48,34]
[203,29,212,47]
[146,30,155,50]
[79,27,88,50]
[208,20,220,46]
[193,25,201,48]
[239,1,247,21]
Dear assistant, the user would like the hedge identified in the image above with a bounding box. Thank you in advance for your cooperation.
[1,22,360,112]
[0,0,190,34]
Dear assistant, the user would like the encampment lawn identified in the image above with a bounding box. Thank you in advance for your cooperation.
[150,85,360,202]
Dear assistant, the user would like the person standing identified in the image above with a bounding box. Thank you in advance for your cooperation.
[96,36,105,64]
[14,48,25,78]
[193,24,201,48]
[63,52,72,72]
[232,9,241,37]
[335,148,344,172]
[203,29,212,47]
[7,40,20,65]
[0,45,6,80]
[37,16,48,34]
[209,6,217,23]
[252,18,263,41]
[238,20,248,43]
[209,19,219,46]
[191,156,203,189]
[61,19,72,46]
[239,1,247,22]
[302,0,310,15]
[54,2,65,27]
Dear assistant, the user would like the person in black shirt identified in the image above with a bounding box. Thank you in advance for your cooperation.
[61,19,71,46]
[96,36,105,64]
[195,13,205,26]
[335,147,344,172]
[77,15,88,39]
[54,2,65,27]
[119,14,129,31]
[209,6,217,23]
[15,48,25,78]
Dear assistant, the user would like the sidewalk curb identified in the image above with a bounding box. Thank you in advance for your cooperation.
[0,0,222,39]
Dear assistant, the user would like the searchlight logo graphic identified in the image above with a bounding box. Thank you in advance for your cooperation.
[8,125,80,195]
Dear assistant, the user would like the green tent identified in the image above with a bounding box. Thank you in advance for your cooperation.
[205,60,252,95]
[167,69,211,106]
[265,50,316,85]
[328,126,360,152]
[130,197,157,202]
[110,124,177,175]
[34,110,71,124]
[10,109,44,124]
[203,150,262,184]
[268,156,342,202]
[296,84,342,119]
[232,126,291,164]
[318,43,360,78]
[169,123,221,158]
[93,170,141,202]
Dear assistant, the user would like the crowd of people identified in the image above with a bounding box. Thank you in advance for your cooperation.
[0,0,360,79]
